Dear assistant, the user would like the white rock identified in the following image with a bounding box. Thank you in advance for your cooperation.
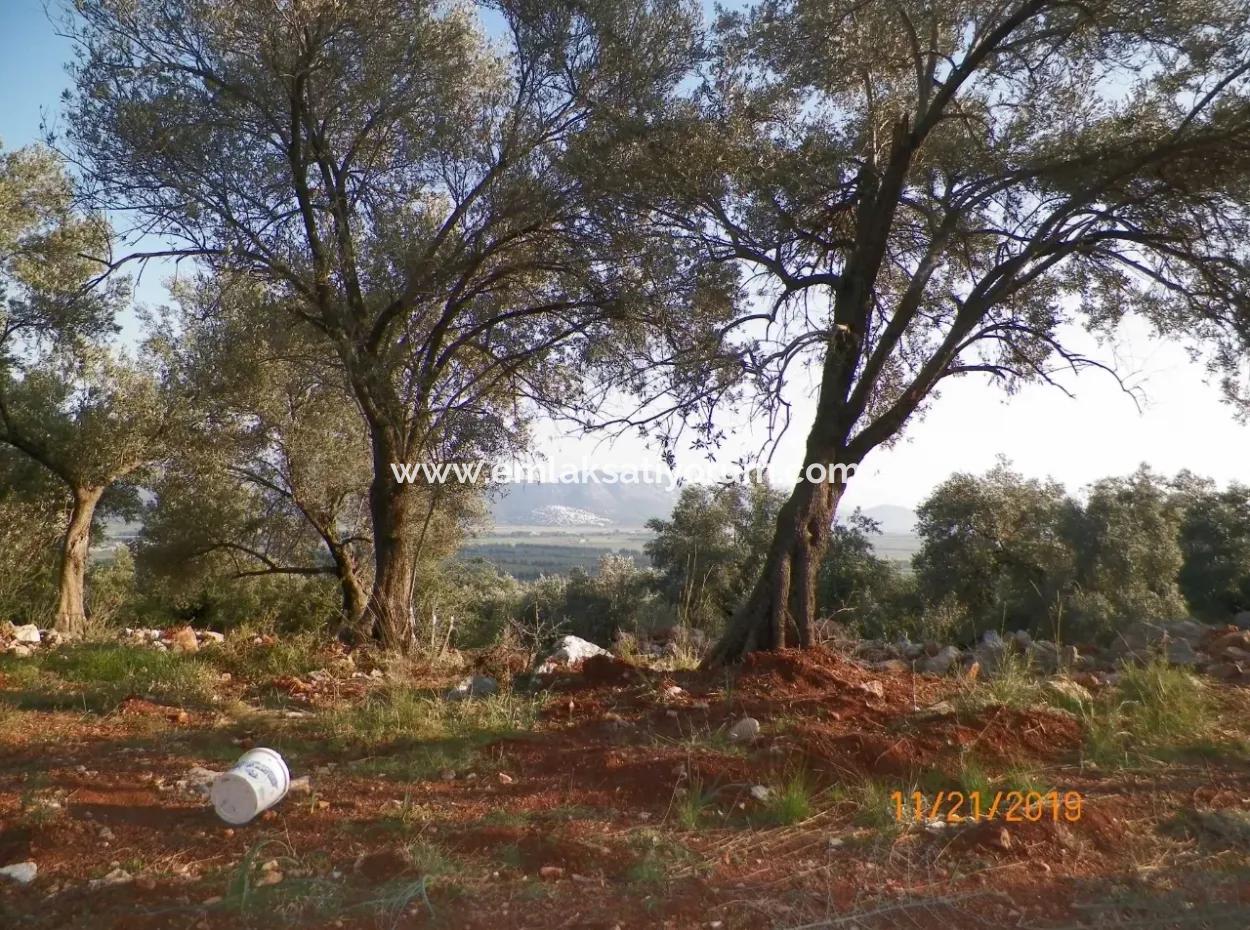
[727,716,761,742]
[749,785,772,802]
[536,635,609,673]
[0,861,37,884]
[10,624,41,645]
[288,776,312,794]
[446,675,498,701]
[200,631,226,644]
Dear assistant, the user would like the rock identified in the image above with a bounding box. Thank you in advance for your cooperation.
[497,772,514,785]
[1234,611,1250,631]
[749,785,773,802]
[857,680,884,699]
[989,827,1013,851]
[200,631,226,644]
[1045,679,1093,705]
[963,661,981,682]
[916,700,956,719]
[1208,629,1250,657]
[1223,646,1250,663]
[10,624,41,645]
[0,861,37,885]
[918,645,960,676]
[445,675,498,701]
[91,868,133,888]
[1026,641,1059,674]
[6,644,32,658]
[167,626,199,654]
[1165,619,1210,644]
[539,865,564,880]
[1207,661,1244,681]
[1165,639,1199,667]
[181,766,219,797]
[981,630,1005,649]
[1012,630,1033,650]
[727,716,761,742]
[536,635,610,673]
[873,659,911,675]
[288,776,312,794]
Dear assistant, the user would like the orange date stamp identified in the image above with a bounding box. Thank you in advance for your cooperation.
[891,790,1084,823]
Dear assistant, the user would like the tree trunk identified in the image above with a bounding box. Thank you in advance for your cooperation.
[705,467,848,666]
[364,447,419,651]
[328,541,369,634]
[55,485,104,636]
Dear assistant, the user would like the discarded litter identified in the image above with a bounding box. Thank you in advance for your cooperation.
[210,748,291,825]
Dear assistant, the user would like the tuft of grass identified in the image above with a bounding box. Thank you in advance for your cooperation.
[955,653,1043,713]
[1081,659,1222,768]
[671,778,718,829]
[762,770,815,826]
[829,779,904,832]
[624,830,696,888]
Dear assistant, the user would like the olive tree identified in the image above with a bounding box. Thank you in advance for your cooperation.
[62,0,708,650]
[611,0,1250,661]
[0,144,176,634]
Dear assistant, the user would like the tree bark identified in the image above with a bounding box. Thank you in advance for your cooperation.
[55,485,104,636]
[364,444,419,651]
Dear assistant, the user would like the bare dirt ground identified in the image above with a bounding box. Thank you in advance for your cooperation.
[2,643,1249,929]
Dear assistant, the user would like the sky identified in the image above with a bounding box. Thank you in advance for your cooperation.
[3,1,1248,511]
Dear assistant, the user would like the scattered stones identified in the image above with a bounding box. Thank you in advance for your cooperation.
[0,861,37,885]
[727,716,761,742]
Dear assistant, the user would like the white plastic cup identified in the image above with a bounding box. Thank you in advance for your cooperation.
[210,748,291,825]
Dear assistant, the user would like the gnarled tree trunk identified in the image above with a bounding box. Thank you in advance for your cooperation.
[705,470,847,665]
[55,485,104,636]
[364,448,419,651]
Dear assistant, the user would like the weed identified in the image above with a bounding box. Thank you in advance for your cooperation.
[762,770,815,826]
[671,778,718,829]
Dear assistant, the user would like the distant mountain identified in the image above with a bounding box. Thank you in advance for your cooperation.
[858,504,919,535]
[488,481,678,526]
[529,504,614,527]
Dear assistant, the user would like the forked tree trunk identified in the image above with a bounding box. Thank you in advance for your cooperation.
[55,485,104,636]
[328,540,369,633]
[705,464,848,666]
[364,449,420,651]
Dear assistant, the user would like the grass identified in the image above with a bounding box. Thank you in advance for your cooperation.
[829,778,905,832]
[761,770,816,826]
[671,778,718,829]
[205,631,332,682]
[624,830,696,888]
[318,686,539,782]
[954,653,1044,713]
[1080,659,1225,768]
[0,643,218,712]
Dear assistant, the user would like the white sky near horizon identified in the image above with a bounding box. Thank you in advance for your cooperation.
[4,1,1248,511]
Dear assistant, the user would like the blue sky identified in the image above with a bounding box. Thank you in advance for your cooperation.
[3,2,1248,510]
